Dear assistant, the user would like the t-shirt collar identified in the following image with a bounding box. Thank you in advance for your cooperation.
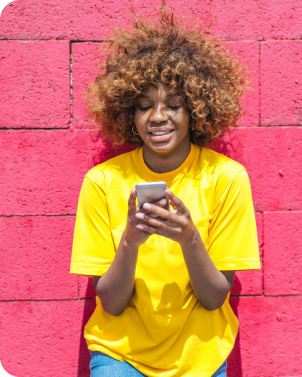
[135,143,199,181]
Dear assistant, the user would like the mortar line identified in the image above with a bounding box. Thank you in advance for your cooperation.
[1,38,302,42]
[0,214,76,217]
[0,298,94,302]
[0,38,110,42]
[0,127,70,130]
[230,295,262,297]
[69,41,73,126]
[1,210,299,218]
[255,124,302,127]
[258,41,261,127]
[230,294,302,298]
[2,294,302,303]
[0,124,301,131]
[260,210,302,213]
[70,40,107,43]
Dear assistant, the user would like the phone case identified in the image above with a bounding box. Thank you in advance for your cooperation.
[136,181,169,217]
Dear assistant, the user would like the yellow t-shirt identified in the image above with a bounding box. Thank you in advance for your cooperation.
[70,143,260,377]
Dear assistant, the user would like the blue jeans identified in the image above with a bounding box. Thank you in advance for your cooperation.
[89,351,227,377]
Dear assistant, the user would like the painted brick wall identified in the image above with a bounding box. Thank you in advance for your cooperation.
[0,0,301,376]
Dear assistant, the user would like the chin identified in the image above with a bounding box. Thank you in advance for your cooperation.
[147,141,176,153]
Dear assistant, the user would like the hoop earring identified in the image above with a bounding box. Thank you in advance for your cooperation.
[132,126,139,136]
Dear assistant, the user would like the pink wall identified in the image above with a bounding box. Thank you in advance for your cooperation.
[0,0,301,376]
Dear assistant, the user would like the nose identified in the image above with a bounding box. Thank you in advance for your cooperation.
[149,105,169,123]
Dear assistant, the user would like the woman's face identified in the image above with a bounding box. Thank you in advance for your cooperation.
[134,83,191,156]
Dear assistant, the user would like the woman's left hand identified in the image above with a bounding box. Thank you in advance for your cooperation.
[135,188,199,246]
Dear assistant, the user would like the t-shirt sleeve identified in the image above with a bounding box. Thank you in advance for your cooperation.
[70,174,116,278]
[208,168,261,271]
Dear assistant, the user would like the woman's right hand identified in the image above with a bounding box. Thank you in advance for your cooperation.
[124,188,167,248]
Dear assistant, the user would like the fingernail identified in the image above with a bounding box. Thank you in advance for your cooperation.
[166,189,172,195]
[143,203,151,210]
[159,198,166,205]
[137,224,144,230]
[135,213,144,219]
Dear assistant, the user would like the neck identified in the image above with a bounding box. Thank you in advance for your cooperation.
[142,140,191,174]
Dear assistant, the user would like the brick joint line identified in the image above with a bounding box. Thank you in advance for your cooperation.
[1,295,302,303]
[1,38,302,42]
[0,214,76,217]
[69,41,73,126]
[258,41,261,127]
[0,127,70,130]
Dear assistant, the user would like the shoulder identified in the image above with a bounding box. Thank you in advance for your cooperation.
[201,148,245,177]
[200,147,248,182]
[84,148,139,186]
[199,148,250,191]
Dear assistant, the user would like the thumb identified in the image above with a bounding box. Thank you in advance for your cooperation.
[128,189,137,215]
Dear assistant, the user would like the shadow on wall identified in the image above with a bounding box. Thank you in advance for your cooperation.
[228,276,243,377]
[77,279,96,377]
[211,133,244,376]
[209,131,244,162]
[76,137,243,376]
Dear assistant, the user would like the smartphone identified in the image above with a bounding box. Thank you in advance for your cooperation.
[135,181,169,217]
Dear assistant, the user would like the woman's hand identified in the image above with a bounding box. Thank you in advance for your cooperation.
[134,189,199,246]
[124,188,168,248]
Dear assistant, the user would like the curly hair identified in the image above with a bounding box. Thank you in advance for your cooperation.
[86,7,248,147]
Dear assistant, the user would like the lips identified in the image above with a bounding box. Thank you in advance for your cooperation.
[148,128,174,134]
[149,130,173,136]
[148,129,174,142]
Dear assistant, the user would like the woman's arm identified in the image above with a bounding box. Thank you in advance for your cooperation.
[179,230,235,311]
[92,232,139,316]
[135,189,235,311]
[92,189,166,316]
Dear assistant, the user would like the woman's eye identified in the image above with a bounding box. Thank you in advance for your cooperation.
[168,105,182,110]
[138,105,182,111]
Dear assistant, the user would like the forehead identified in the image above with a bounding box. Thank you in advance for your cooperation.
[141,84,181,99]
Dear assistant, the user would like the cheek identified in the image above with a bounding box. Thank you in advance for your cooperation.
[134,111,150,136]
[134,111,144,128]
[176,110,190,131]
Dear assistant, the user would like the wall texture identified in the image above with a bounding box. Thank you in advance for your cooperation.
[0,0,302,376]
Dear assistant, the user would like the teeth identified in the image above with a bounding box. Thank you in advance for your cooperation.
[151,131,171,135]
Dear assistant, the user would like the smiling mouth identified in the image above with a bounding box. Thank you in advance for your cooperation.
[149,130,173,136]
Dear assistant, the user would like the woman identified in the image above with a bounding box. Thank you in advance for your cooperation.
[70,8,260,377]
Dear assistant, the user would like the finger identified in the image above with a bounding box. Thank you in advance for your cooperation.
[139,197,168,214]
[136,223,163,235]
[152,198,168,207]
[142,202,181,223]
[128,189,137,215]
[169,200,176,211]
[148,197,169,219]
[153,197,168,207]
[165,189,186,215]
[135,212,166,229]
[135,224,149,233]
[136,212,179,230]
